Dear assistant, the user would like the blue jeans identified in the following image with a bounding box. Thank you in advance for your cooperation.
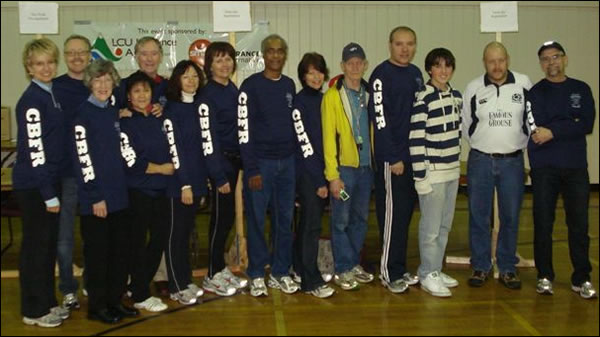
[57,176,79,295]
[468,150,524,274]
[244,155,296,279]
[330,166,373,274]
[417,179,458,279]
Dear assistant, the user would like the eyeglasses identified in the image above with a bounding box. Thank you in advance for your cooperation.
[540,54,563,64]
[64,50,90,57]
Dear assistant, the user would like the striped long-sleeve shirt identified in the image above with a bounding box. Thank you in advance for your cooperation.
[409,83,463,194]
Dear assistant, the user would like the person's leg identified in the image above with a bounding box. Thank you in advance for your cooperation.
[81,214,110,313]
[244,158,275,279]
[346,167,373,268]
[208,165,239,277]
[495,155,524,274]
[467,150,494,273]
[562,168,592,286]
[297,172,326,291]
[531,167,560,281]
[271,155,296,278]
[57,177,79,297]
[17,189,59,318]
[417,182,447,280]
[330,166,356,275]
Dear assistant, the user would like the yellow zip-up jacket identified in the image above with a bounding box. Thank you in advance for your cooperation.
[321,77,372,181]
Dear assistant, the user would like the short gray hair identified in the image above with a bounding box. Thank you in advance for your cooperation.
[135,36,163,55]
[83,59,121,89]
[261,34,288,55]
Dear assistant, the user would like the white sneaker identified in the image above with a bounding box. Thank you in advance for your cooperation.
[440,272,459,288]
[267,275,300,294]
[291,270,302,284]
[187,283,204,297]
[203,272,237,297]
[420,271,451,297]
[23,313,62,328]
[351,265,374,283]
[62,293,80,310]
[291,271,333,284]
[250,277,268,297]
[306,285,335,298]
[169,288,198,305]
[334,272,359,291]
[50,306,70,320]
[572,281,598,299]
[381,278,409,294]
[222,267,249,289]
[134,296,168,312]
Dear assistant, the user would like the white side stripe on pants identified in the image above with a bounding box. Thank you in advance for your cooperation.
[380,161,394,283]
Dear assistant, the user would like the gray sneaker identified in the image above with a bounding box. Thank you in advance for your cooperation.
[222,267,248,289]
[402,272,420,286]
[50,306,70,320]
[203,272,236,297]
[250,277,268,297]
[22,313,62,328]
[572,281,597,299]
[291,271,333,284]
[381,278,409,294]
[62,293,80,310]
[267,275,300,294]
[187,283,204,297]
[536,278,553,295]
[306,284,335,298]
[351,265,374,283]
[291,270,302,284]
[169,288,198,305]
[334,272,359,291]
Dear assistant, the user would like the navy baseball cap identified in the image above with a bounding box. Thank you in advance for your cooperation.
[538,41,566,57]
[342,42,366,62]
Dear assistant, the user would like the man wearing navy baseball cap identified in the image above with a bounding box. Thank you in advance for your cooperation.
[322,41,374,291]
[528,40,597,299]
[537,40,566,57]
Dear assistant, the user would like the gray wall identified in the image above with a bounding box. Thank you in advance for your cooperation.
[2,1,598,182]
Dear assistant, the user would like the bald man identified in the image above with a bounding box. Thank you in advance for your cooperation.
[462,42,533,290]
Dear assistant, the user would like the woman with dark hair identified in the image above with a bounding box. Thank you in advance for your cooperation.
[198,42,247,296]
[119,71,172,312]
[291,52,335,298]
[163,60,208,305]
[74,59,138,323]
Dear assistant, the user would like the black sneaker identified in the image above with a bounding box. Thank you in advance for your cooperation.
[468,270,488,287]
[499,272,521,289]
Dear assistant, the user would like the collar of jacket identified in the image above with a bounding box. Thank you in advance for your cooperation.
[484,70,516,87]
[334,74,369,91]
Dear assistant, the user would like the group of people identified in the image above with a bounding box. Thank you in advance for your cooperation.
[12,24,596,328]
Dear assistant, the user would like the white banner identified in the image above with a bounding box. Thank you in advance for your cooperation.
[74,21,268,83]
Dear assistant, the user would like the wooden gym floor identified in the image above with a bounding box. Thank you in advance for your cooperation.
[1,191,598,336]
